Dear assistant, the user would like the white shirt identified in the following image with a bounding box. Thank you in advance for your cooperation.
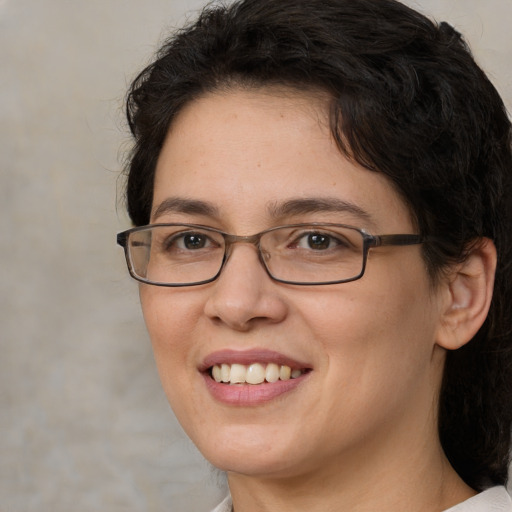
[210,496,232,512]
[210,486,512,512]
[444,486,512,511]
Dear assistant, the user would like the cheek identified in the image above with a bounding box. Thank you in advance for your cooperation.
[301,262,439,391]
[296,287,438,446]
[139,287,201,381]
[139,287,214,432]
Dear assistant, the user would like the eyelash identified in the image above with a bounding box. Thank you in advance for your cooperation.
[288,231,350,250]
[164,231,218,251]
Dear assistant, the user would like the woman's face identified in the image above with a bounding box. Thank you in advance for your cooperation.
[140,88,447,480]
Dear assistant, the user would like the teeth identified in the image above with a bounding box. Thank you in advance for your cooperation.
[212,365,221,382]
[229,364,246,384]
[211,363,305,384]
[279,365,291,381]
[265,363,280,383]
[221,363,230,383]
[246,363,265,384]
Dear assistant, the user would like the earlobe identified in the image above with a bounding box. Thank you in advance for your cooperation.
[436,238,497,351]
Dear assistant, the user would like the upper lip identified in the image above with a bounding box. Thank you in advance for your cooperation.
[199,349,312,373]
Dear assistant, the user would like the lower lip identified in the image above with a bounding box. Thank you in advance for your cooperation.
[202,372,309,406]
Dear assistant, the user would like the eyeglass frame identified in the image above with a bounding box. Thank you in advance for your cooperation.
[117,222,425,287]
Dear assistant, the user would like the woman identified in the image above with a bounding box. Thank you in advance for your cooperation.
[117,0,512,510]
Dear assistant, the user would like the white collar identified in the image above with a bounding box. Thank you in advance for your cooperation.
[210,486,512,512]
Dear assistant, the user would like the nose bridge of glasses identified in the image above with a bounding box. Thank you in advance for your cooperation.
[223,232,262,250]
[222,232,264,265]
[218,232,271,280]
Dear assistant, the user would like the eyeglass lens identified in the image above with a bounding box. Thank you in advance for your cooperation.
[125,224,366,286]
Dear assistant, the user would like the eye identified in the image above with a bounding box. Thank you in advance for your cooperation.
[295,232,346,251]
[179,233,209,250]
[151,227,224,261]
[158,229,220,254]
[169,232,214,251]
[304,233,332,250]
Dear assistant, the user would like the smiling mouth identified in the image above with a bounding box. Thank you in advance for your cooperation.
[209,363,309,385]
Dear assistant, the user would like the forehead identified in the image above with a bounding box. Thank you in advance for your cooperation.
[152,87,413,232]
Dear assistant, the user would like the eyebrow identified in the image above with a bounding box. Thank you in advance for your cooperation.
[152,197,220,220]
[267,197,374,224]
[152,195,374,226]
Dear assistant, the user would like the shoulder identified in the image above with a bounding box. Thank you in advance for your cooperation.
[444,486,512,511]
[210,489,512,512]
[209,495,232,512]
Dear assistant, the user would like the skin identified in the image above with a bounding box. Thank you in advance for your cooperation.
[139,87,490,511]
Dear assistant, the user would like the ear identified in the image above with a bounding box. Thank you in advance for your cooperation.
[436,238,497,351]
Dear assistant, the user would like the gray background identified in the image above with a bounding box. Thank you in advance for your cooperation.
[1,1,511,511]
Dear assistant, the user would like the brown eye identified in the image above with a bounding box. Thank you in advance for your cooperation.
[182,233,207,249]
[163,231,215,252]
[307,233,331,250]
[293,231,347,251]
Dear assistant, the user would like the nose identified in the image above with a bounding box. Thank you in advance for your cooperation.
[203,243,288,331]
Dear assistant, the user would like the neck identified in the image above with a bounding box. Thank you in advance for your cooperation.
[227,419,475,512]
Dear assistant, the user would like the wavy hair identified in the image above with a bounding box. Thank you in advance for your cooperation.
[124,0,512,490]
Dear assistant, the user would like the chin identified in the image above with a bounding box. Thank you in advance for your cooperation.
[210,452,301,479]
[188,422,311,478]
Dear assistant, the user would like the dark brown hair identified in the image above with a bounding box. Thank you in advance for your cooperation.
[124,0,512,490]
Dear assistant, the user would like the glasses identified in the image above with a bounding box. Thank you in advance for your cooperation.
[117,223,424,287]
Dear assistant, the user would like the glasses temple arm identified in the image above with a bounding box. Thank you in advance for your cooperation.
[371,234,424,247]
